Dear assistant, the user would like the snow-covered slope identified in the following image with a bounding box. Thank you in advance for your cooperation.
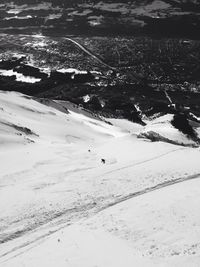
[139,114,199,147]
[0,91,200,266]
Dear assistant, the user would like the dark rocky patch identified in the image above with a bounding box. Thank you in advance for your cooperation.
[14,65,48,79]
[12,125,39,137]
[138,130,198,147]
[171,114,198,141]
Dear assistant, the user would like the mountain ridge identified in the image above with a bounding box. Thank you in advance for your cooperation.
[0,0,199,37]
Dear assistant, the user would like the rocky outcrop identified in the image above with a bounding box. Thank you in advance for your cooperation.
[138,130,198,147]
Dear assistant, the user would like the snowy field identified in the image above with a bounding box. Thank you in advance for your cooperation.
[0,91,200,266]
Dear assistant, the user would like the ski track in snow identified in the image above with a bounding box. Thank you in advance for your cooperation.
[0,147,199,258]
[1,171,200,263]
[1,91,200,266]
[95,146,185,177]
[1,149,173,244]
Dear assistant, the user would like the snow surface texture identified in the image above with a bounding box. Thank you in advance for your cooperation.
[139,114,199,147]
[0,91,200,266]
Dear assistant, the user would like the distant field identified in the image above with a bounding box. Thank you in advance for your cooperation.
[0,34,200,84]
[0,34,199,119]
[0,1,199,37]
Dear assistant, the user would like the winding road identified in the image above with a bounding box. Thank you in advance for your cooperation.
[64,37,144,81]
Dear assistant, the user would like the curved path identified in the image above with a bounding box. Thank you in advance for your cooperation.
[64,37,117,71]
[64,37,146,82]
[1,170,200,262]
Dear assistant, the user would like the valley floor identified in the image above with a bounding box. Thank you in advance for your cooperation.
[0,91,200,266]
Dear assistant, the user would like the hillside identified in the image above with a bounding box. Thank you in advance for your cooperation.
[1,91,200,266]
[0,0,199,37]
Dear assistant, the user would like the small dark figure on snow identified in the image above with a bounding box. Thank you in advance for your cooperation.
[88,149,91,152]
[101,159,106,164]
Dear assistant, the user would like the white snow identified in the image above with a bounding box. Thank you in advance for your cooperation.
[4,15,33,20]
[0,69,41,83]
[0,91,200,266]
[57,68,88,79]
[140,114,197,146]
[57,68,88,75]
[83,94,90,103]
